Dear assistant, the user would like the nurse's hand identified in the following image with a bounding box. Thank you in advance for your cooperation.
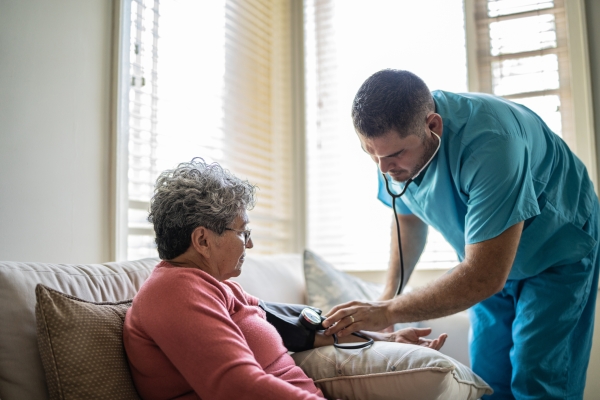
[322,300,393,337]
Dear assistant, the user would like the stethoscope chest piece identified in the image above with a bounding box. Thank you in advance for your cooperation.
[300,308,325,330]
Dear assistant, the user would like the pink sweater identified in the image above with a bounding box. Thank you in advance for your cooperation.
[123,261,324,400]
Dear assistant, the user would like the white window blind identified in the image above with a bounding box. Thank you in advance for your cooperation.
[304,0,466,271]
[474,0,573,141]
[125,0,296,260]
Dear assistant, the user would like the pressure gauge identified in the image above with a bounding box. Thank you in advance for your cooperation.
[300,308,325,331]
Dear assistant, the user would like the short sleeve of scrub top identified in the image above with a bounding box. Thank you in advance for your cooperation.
[459,134,540,244]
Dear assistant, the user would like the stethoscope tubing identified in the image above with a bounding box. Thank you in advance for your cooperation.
[381,131,440,296]
[333,331,374,349]
[382,173,411,296]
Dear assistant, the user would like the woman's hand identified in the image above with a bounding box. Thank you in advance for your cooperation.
[365,327,447,351]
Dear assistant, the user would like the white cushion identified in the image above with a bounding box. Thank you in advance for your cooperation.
[303,250,383,314]
[292,342,492,400]
[232,253,305,304]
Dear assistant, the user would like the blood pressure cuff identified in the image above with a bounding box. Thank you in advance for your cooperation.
[258,300,321,353]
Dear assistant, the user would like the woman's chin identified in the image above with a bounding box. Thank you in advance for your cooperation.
[233,262,244,276]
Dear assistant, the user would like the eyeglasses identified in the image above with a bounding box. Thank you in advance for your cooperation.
[224,228,252,246]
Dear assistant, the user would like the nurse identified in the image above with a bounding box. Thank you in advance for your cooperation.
[322,69,599,400]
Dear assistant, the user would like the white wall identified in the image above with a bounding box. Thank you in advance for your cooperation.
[0,0,113,263]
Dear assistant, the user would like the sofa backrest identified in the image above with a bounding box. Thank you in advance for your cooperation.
[0,258,158,400]
[0,254,305,400]
[231,253,305,304]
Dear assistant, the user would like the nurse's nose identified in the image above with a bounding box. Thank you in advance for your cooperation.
[378,157,394,174]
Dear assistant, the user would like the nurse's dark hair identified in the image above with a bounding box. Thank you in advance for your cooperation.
[352,69,435,138]
[148,157,256,260]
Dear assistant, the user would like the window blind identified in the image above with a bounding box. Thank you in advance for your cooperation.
[474,0,574,141]
[304,0,467,271]
[125,0,296,260]
[127,0,160,260]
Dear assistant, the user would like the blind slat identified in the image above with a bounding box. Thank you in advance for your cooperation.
[125,0,295,258]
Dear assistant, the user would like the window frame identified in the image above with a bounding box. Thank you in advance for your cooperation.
[464,0,596,191]
[110,0,132,262]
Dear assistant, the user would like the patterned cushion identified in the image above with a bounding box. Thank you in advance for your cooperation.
[35,284,140,400]
[292,342,493,400]
[303,250,384,314]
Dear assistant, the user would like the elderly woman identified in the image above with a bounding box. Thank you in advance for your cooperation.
[123,158,447,400]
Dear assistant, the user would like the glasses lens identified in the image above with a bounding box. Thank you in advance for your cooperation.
[244,230,251,245]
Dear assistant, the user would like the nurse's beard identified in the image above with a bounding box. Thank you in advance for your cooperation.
[406,133,438,180]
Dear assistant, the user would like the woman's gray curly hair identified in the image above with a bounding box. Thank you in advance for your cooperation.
[149,157,256,260]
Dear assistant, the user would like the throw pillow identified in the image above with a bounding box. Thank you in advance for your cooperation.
[34,284,141,400]
[303,250,418,332]
[292,342,492,400]
[303,249,384,314]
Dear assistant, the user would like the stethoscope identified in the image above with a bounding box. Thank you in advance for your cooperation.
[382,130,441,296]
[300,307,375,349]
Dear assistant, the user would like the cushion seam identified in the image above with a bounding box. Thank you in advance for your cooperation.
[37,289,65,400]
[41,285,133,305]
[450,370,492,389]
[0,266,152,276]
[314,348,337,366]
[313,366,454,383]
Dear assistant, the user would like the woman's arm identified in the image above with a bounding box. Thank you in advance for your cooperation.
[135,271,324,400]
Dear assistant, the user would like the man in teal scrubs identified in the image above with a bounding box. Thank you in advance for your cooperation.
[322,69,599,399]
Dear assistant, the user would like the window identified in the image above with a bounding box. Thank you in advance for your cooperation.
[118,0,301,260]
[472,0,574,142]
[303,0,467,271]
[114,0,594,268]
[468,0,596,184]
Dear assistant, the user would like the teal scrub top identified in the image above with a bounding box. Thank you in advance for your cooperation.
[377,91,597,280]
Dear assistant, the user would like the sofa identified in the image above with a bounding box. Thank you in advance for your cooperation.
[0,253,484,400]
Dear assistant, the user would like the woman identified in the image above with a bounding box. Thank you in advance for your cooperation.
[123,158,447,400]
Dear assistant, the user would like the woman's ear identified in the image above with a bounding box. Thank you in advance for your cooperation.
[190,226,211,258]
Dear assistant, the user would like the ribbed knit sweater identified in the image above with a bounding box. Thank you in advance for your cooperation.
[123,261,324,400]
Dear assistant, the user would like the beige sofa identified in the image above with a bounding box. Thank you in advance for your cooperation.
[0,254,473,400]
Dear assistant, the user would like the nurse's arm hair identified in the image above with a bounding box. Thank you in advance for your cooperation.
[385,220,523,322]
[379,214,428,301]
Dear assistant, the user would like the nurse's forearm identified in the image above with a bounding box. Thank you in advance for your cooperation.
[386,261,495,322]
[386,221,523,322]
[381,214,428,300]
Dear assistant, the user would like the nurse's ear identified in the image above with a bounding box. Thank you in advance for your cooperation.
[426,113,443,138]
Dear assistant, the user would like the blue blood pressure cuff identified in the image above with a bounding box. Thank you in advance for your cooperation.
[258,300,324,352]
